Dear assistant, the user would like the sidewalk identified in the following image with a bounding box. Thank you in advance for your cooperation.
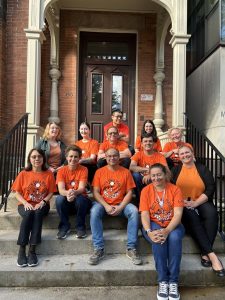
[0,286,224,300]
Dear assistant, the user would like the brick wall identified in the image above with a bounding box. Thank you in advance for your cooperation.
[3,0,28,133]
[0,16,6,139]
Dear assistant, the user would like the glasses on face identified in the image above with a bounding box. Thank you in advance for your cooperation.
[113,115,122,119]
[30,155,43,159]
[108,132,118,135]
[106,155,119,159]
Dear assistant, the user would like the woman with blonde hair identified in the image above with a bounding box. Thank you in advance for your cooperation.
[36,122,66,174]
[172,145,225,277]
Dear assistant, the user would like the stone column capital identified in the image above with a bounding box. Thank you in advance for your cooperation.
[153,70,165,83]
[169,34,191,48]
[24,29,46,44]
[49,67,61,81]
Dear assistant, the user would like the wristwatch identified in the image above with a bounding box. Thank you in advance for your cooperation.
[145,228,152,234]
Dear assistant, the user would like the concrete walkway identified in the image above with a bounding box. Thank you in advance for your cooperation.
[0,286,225,300]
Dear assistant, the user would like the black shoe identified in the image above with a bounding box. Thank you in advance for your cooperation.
[201,257,212,268]
[56,228,71,240]
[17,250,27,267]
[76,230,87,239]
[88,249,104,265]
[28,252,38,267]
[212,259,225,277]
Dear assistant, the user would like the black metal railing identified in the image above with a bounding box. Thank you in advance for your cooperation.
[0,113,29,211]
[185,115,225,240]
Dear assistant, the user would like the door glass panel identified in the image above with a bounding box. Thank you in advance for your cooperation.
[112,75,123,111]
[92,73,103,114]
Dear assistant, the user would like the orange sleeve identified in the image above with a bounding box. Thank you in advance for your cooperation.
[47,171,57,193]
[135,136,141,150]
[56,166,66,184]
[92,168,101,187]
[117,141,129,151]
[79,166,88,182]
[170,184,184,207]
[91,139,99,155]
[139,185,152,211]
[162,142,173,152]
[155,138,162,152]
[11,171,24,194]
[131,152,140,163]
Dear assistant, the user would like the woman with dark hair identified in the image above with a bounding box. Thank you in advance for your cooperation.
[11,148,56,267]
[75,122,99,184]
[172,145,225,277]
[135,120,162,153]
[140,163,184,300]
[36,122,66,174]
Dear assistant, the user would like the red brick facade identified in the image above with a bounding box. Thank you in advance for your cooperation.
[1,7,173,146]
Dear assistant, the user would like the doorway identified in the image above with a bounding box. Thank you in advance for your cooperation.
[79,32,136,143]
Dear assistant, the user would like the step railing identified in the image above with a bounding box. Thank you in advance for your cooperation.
[185,114,225,240]
[0,113,29,211]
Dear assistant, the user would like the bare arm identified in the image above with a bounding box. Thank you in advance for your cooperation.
[97,150,106,160]
[79,154,97,164]
[119,148,131,158]
[129,160,149,173]
[93,186,114,214]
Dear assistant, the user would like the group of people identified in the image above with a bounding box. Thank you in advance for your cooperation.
[11,109,225,300]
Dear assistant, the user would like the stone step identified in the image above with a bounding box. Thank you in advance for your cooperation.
[0,254,225,287]
[0,229,224,255]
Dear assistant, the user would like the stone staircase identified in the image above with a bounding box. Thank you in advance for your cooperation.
[0,195,225,288]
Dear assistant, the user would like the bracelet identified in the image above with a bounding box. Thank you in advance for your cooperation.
[145,228,152,234]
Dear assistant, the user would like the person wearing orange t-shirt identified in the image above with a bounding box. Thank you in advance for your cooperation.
[130,133,167,202]
[162,127,193,169]
[140,163,184,300]
[11,148,56,268]
[135,119,162,153]
[75,122,99,185]
[97,126,131,169]
[172,145,225,277]
[55,145,91,240]
[88,148,142,266]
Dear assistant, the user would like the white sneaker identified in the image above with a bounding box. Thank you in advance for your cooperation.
[157,281,169,300]
[169,283,180,300]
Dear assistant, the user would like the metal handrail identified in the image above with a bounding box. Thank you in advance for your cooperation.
[185,114,225,240]
[0,113,29,211]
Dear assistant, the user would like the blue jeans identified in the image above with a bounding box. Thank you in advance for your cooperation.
[56,194,91,231]
[142,221,185,283]
[90,201,139,249]
[132,172,145,201]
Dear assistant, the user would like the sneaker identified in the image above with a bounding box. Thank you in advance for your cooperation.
[157,282,169,300]
[17,250,27,267]
[126,248,143,265]
[76,230,87,239]
[56,228,71,240]
[88,248,104,265]
[27,252,38,267]
[169,283,180,300]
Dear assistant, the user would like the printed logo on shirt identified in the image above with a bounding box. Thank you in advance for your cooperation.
[151,198,173,224]
[27,180,48,203]
[102,179,121,199]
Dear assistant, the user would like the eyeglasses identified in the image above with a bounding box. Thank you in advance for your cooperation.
[113,115,122,119]
[106,155,119,158]
[30,155,43,159]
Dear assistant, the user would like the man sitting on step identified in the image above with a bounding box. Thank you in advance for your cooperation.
[88,148,142,266]
[129,133,168,203]
[55,145,92,239]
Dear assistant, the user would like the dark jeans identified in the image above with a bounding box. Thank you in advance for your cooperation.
[97,157,131,169]
[55,194,92,231]
[132,172,145,202]
[80,163,97,184]
[182,201,218,255]
[17,204,50,246]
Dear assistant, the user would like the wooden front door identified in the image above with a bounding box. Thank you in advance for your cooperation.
[79,32,136,143]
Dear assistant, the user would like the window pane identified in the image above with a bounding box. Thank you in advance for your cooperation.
[92,74,103,114]
[87,42,128,61]
[112,75,123,111]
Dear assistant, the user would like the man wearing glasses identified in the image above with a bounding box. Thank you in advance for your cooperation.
[88,148,142,266]
[103,109,129,143]
[97,126,131,169]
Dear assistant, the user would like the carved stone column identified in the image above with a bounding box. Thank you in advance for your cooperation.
[48,65,61,123]
[153,69,165,134]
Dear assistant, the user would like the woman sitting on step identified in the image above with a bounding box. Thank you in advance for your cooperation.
[171,145,225,277]
[140,163,184,300]
[11,148,56,267]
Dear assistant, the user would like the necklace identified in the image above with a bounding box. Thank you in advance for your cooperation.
[155,188,166,208]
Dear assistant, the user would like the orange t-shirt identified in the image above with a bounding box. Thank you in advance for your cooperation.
[163,142,193,163]
[135,135,162,152]
[131,151,167,168]
[104,122,129,140]
[11,170,56,206]
[99,140,129,152]
[176,165,205,200]
[75,139,99,159]
[92,165,135,205]
[139,182,184,227]
[56,165,88,190]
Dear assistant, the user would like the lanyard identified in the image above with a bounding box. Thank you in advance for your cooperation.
[155,189,166,208]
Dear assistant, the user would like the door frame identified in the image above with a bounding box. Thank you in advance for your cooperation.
[78,31,137,144]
